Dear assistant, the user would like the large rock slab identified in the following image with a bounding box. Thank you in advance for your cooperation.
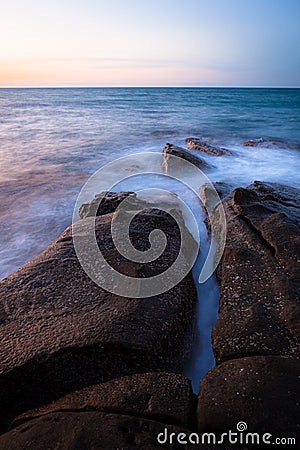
[197,356,300,441]
[1,410,238,450]
[162,143,210,171]
[0,411,196,450]
[12,372,196,430]
[0,206,197,432]
[212,181,300,363]
[186,137,230,156]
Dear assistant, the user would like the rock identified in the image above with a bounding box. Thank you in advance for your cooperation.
[213,181,234,199]
[79,191,185,220]
[162,143,210,172]
[198,182,300,443]
[213,181,300,364]
[198,183,230,281]
[0,207,197,432]
[242,138,265,147]
[253,180,300,215]
[11,372,197,430]
[186,137,230,156]
[197,355,300,441]
[0,411,197,450]
[79,191,136,218]
[242,137,298,149]
[199,182,233,210]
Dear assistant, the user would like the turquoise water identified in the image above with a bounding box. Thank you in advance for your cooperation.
[0,88,299,391]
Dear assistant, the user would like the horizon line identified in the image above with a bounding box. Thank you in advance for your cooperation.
[0,85,299,89]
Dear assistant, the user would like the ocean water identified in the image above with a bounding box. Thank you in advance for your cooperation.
[1,87,300,391]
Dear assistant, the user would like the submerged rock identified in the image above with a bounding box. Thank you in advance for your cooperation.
[243,137,263,147]
[186,137,230,156]
[0,204,197,432]
[242,137,298,149]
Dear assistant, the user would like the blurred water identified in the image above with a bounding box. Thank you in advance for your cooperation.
[1,88,299,279]
[0,87,299,391]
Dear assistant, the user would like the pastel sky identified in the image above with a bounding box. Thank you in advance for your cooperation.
[0,0,299,87]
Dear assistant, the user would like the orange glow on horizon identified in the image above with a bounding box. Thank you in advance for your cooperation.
[0,60,220,87]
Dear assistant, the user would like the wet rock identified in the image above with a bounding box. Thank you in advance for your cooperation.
[162,143,210,172]
[199,183,230,278]
[186,137,230,156]
[79,191,187,221]
[197,356,300,440]
[243,138,266,147]
[79,191,136,218]
[0,207,197,432]
[213,181,300,363]
[12,372,196,430]
[242,137,298,149]
[199,182,233,210]
[213,181,235,199]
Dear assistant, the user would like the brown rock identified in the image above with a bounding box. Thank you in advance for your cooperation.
[197,356,300,441]
[79,191,185,221]
[162,143,210,172]
[79,191,136,218]
[12,372,196,430]
[1,410,241,450]
[0,208,197,432]
[186,137,230,156]
[0,411,196,450]
[213,182,300,363]
[242,138,264,147]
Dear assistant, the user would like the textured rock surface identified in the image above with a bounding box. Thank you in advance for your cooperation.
[12,372,196,430]
[0,412,197,450]
[0,207,197,432]
[212,181,300,363]
[198,356,300,440]
[186,137,230,156]
[2,174,299,447]
[1,411,242,450]
[197,181,300,443]
[162,143,210,171]
[79,191,136,218]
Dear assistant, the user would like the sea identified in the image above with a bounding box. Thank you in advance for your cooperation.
[0,87,299,391]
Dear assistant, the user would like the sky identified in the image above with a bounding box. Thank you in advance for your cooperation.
[0,0,299,87]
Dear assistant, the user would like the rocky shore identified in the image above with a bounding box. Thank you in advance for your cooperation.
[198,180,300,441]
[0,139,299,448]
